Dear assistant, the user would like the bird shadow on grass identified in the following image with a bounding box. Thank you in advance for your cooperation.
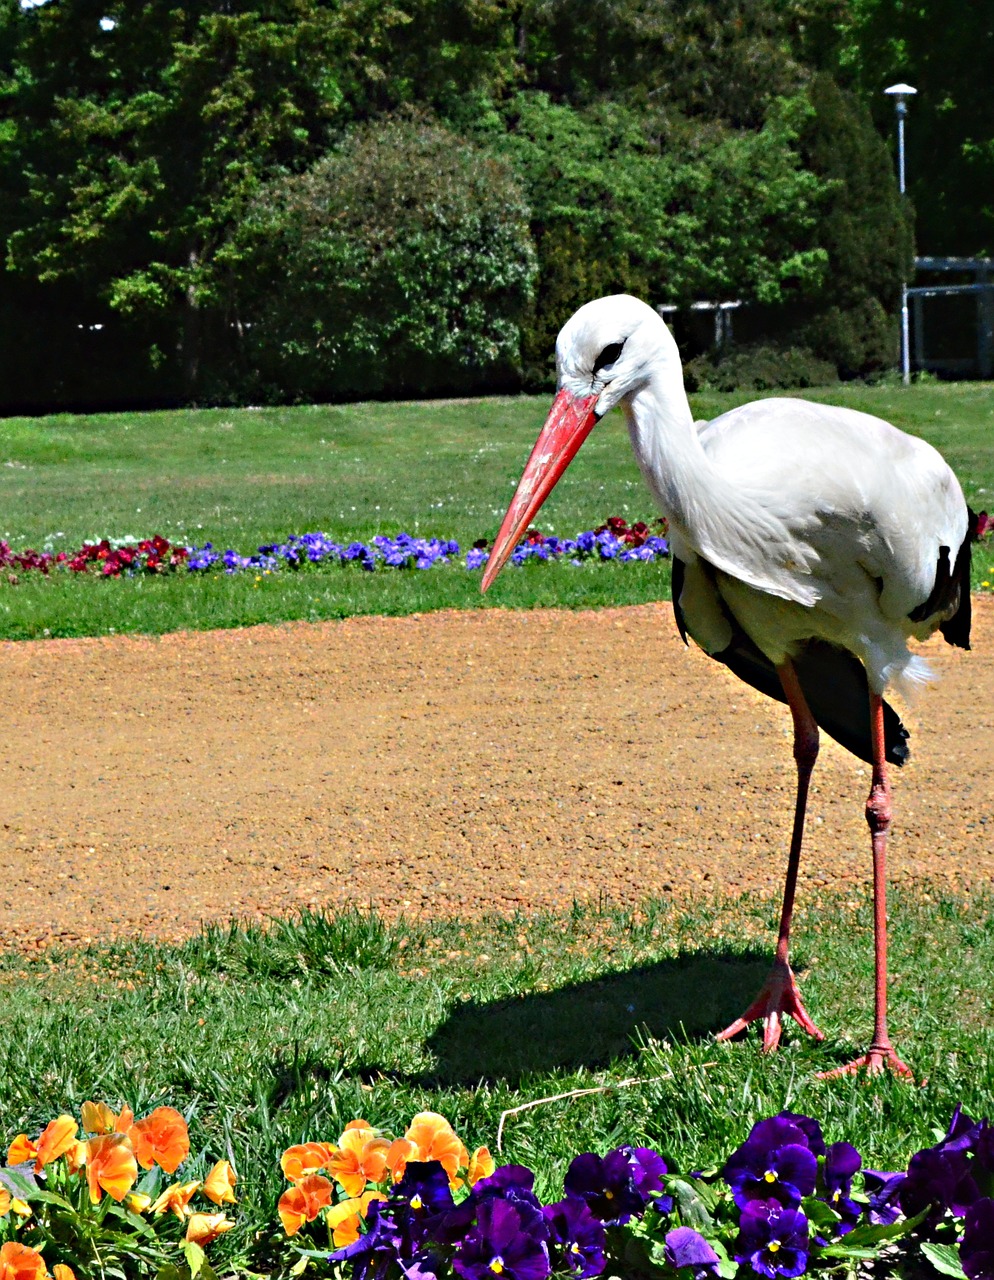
[400,948,776,1088]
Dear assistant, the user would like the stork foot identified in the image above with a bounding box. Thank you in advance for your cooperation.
[816,1044,916,1081]
[716,961,824,1053]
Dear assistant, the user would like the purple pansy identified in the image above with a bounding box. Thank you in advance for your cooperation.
[962,1197,994,1280]
[564,1146,666,1225]
[452,1197,551,1280]
[664,1226,720,1276]
[543,1198,607,1278]
[734,1199,810,1279]
[900,1144,981,1219]
[722,1117,818,1210]
[821,1142,863,1232]
[863,1169,907,1226]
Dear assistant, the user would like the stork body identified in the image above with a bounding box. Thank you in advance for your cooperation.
[482,295,973,1076]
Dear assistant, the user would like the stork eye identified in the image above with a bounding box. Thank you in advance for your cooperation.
[593,341,625,375]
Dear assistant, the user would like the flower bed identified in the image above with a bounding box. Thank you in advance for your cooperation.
[4,1102,993,1280]
[0,519,669,581]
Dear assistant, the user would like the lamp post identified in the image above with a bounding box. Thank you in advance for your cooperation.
[885,83,917,384]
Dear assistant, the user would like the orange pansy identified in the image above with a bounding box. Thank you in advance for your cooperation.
[149,1180,201,1220]
[277,1174,334,1236]
[326,1191,387,1248]
[34,1116,78,1172]
[63,1141,87,1175]
[6,1136,37,1166]
[0,1189,9,1217]
[128,1107,189,1175]
[326,1129,390,1197]
[203,1160,238,1205]
[385,1137,419,1182]
[280,1142,336,1183]
[52,1266,76,1280]
[404,1113,468,1182]
[85,1134,139,1204]
[81,1102,133,1135]
[467,1146,495,1186]
[185,1213,235,1246]
[0,1242,48,1280]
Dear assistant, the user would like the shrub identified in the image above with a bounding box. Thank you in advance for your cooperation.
[227,115,536,401]
[684,342,838,392]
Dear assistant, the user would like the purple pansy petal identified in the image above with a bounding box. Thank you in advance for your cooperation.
[664,1226,720,1274]
[543,1199,607,1278]
[734,1200,809,1279]
[962,1197,994,1280]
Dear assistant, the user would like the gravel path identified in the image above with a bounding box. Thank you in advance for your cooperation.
[1,599,991,950]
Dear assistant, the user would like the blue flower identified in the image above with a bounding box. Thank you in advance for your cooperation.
[734,1199,809,1279]
[862,1169,906,1225]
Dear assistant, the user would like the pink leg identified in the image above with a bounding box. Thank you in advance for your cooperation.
[717,661,825,1052]
[817,693,914,1080]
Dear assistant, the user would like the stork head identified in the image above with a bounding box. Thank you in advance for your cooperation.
[481,294,675,592]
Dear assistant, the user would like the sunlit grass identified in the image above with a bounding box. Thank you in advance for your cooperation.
[0,383,992,639]
[1,889,991,1270]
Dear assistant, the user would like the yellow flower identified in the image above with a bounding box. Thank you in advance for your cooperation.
[10,1201,31,1218]
[203,1160,238,1205]
[125,1192,152,1214]
[185,1213,235,1246]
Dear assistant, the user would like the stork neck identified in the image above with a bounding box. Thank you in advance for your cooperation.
[623,368,741,541]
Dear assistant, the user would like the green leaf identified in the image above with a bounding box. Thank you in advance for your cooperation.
[801,1196,843,1229]
[667,1176,717,1230]
[182,1241,206,1278]
[920,1241,967,1279]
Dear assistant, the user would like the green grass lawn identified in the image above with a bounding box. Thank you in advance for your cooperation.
[0,382,992,640]
[2,890,993,1272]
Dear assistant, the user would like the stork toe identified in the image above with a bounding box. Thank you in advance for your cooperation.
[716,961,825,1051]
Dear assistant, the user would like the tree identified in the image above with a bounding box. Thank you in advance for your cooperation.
[838,0,994,254]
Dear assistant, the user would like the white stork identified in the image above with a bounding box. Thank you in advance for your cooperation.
[481,294,974,1077]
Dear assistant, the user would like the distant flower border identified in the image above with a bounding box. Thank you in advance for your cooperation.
[0,518,670,582]
[3,511,992,587]
[4,1102,993,1280]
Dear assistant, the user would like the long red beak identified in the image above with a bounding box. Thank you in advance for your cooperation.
[481,388,599,592]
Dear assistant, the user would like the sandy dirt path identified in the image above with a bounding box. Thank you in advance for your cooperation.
[1,599,991,950]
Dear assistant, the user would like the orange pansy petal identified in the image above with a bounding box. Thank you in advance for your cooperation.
[203,1160,238,1205]
[0,1188,9,1217]
[467,1147,496,1186]
[53,1266,76,1280]
[280,1142,335,1182]
[386,1137,419,1181]
[6,1136,37,1166]
[149,1180,201,1220]
[35,1116,79,1171]
[342,1119,373,1134]
[81,1102,116,1135]
[128,1107,189,1175]
[115,1106,134,1133]
[85,1134,139,1204]
[277,1176,332,1236]
[0,1242,48,1280]
[404,1113,468,1179]
[185,1212,234,1246]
